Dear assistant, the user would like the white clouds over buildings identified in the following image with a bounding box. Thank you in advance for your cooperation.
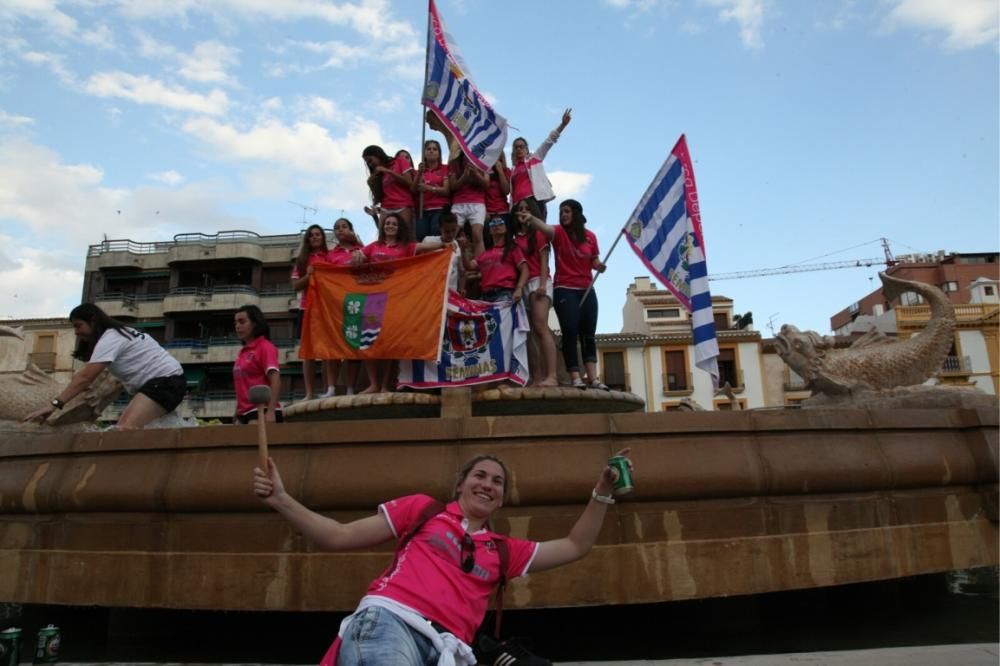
[84,72,230,115]
[887,0,999,50]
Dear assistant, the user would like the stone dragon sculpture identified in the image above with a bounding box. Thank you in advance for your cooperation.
[774,272,955,396]
[0,324,122,429]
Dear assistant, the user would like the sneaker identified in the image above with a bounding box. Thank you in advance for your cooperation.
[589,381,610,391]
[320,387,337,399]
[571,378,586,389]
[474,635,551,666]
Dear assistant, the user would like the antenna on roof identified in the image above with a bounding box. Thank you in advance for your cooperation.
[287,201,318,225]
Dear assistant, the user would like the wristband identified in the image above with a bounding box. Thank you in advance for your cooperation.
[591,488,615,505]
[51,398,65,409]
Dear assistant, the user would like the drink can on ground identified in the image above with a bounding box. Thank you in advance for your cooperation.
[0,628,21,666]
[33,625,59,664]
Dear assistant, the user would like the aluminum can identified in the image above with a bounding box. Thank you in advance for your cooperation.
[33,625,59,664]
[0,628,20,666]
[608,455,634,496]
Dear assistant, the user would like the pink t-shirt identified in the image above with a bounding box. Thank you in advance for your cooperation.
[552,225,599,289]
[291,250,329,310]
[513,230,550,279]
[326,245,360,266]
[418,164,450,210]
[382,154,415,210]
[449,161,487,205]
[369,495,538,643]
[510,159,536,204]
[362,241,417,263]
[477,246,526,291]
[233,336,281,416]
[485,166,511,214]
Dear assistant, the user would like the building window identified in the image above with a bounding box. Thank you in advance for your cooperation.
[30,333,57,372]
[941,281,959,293]
[985,286,996,296]
[848,302,860,314]
[872,304,884,316]
[717,347,741,389]
[900,291,924,306]
[646,308,681,319]
[713,312,729,329]
[601,351,628,392]
[663,349,689,392]
[714,398,747,411]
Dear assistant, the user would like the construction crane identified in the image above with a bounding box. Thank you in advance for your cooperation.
[709,238,896,282]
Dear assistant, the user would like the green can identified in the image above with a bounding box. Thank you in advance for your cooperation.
[608,455,634,496]
[0,628,21,666]
[33,625,59,664]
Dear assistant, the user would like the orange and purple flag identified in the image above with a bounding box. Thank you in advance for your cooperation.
[299,250,451,361]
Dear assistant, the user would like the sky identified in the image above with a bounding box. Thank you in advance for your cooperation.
[1,0,997,336]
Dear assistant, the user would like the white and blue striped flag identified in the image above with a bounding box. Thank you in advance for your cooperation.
[624,135,719,386]
[422,0,507,171]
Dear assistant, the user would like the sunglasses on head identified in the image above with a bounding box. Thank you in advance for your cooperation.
[461,532,475,573]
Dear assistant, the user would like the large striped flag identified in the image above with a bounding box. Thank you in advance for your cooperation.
[299,250,452,361]
[422,0,507,171]
[624,135,719,386]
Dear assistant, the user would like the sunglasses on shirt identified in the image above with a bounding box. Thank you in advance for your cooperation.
[461,532,475,573]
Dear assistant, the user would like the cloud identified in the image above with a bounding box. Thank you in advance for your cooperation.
[549,172,594,201]
[20,50,75,85]
[181,116,384,174]
[0,244,84,319]
[293,95,345,123]
[701,0,765,49]
[886,0,999,50]
[0,0,78,37]
[84,71,230,115]
[0,109,34,127]
[147,170,185,186]
[178,41,241,86]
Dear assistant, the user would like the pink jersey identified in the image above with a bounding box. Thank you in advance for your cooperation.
[477,245,526,291]
[362,241,417,263]
[291,250,329,310]
[485,166,511,214]
[233,336,281,416]
[449,161,487,205]
[326,245,360,266]
[418,164,450,209]
[382,154,415,209]
[510,159,535,204]
[513,230,550,279]
[552,225,599,289]
[369,495,538,643]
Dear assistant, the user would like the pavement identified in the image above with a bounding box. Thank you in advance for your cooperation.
[46,642,1000,665]
[557,642,999,665]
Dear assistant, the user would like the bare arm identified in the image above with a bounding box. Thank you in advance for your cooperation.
[513,261,528,303]
[291,264,312,291]
[534,108,572,162]
[517,209,554,240]
[528,448,631,573]
[414,240,447,255]
[254,458,395,551]
[23,361,108,422]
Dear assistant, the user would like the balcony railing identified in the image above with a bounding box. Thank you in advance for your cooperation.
[89,230,303,257]
[661,371,694,396]
[940,355,973,375]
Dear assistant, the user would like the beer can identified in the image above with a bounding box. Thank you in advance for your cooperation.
[0,628,21,666]
[33,625,59,664]
[608,455,634,496]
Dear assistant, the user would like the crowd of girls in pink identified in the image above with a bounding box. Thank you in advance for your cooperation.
[271,107,609,397]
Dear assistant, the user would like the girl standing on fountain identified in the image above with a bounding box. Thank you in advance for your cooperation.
[513,200,558,387]
[363,145,416,231]
[413,139,451,241]
[510,108,572,221]
[232,305,283,424]
[517,199,606,389]
[292,224,332,401]
[253,449,633,666]
[23,303,184,429]
[323,218,364,397]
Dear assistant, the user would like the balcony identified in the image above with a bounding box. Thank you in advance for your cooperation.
[85,240,170,271]
[661,372,694,396]
[94,292,166,319]
[717,369,746,393]
[162,286,260,314]
[940,355,973,376]
[166,231,285,264]
[897,303,1000,328]
[260,287,298,314]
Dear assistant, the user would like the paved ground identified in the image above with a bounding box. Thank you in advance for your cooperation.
[47,643,1000,665]
[558,642,999,665]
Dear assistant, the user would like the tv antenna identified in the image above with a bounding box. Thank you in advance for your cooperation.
[287,201,318,225]
[766,312,781,336]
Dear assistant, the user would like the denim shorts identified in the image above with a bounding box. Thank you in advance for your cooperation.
[338,606,440,665]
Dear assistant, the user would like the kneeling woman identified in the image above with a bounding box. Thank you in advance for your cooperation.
[254,449,632,665]
[233,305,283,424]
[23,303,185,429]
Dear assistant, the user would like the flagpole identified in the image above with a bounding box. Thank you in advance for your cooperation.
[580,227,626,304]
[417,0,433,224]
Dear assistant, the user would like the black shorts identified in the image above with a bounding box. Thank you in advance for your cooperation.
[136,374,186,413]
[237,409,285,424]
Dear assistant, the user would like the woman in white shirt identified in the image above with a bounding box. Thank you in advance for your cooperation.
[23,303,185,429]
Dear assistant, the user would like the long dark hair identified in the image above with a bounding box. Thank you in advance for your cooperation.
[236,305,270,341]
[69,303,130,362]
[512,205,538,256]
[485,218,516,261]
[362,145,391,205]
[560,199,587,244]
[378,212,412,244]
[453,454,510,502]
[295,224,328,276]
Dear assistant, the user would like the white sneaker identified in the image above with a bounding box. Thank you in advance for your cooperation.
[321,387,337,398]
